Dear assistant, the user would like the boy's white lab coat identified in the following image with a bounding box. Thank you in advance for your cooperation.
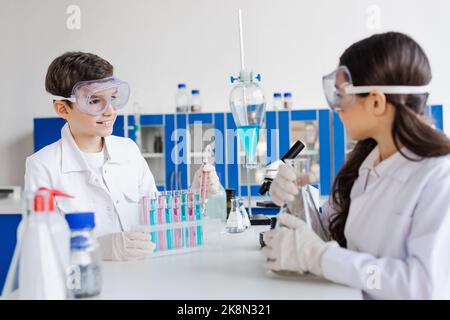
[316,146,450,299]
[24,123,157,237]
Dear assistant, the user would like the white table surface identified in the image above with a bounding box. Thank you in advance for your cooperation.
[98,224,362,300]
[0,198,22,214]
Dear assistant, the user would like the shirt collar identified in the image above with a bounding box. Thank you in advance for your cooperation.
[61,123,125,173]
[358,145,422,183]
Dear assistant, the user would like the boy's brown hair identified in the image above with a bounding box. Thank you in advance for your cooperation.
[45,51,114,99]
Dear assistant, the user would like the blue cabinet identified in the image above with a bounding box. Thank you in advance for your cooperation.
[0,214,22,294]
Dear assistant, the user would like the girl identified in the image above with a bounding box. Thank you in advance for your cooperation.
[262,32,450,299]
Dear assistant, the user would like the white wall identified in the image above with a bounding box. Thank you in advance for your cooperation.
[1,0,449,186]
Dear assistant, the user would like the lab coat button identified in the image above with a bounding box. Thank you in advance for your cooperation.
[116,200,119,205]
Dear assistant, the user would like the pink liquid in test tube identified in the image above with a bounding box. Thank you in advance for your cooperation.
[199,164,208,205]
[173,193,182,249]
[188,200,196,247]
[142,196,149,225]
[157,194,167,251]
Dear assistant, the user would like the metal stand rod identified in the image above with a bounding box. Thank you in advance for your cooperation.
[245,157,253,217]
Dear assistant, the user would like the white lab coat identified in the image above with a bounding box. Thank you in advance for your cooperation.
[24,123,157,237]
[315,146,450,299]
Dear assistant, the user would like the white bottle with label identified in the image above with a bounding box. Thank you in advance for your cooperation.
[190,89,202,112]
[175,83,190,113]
[273,93,282,110]
[18,189,72,299]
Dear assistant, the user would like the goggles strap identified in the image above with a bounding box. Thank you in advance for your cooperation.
[51,95,76,102]
[345,85,430,95]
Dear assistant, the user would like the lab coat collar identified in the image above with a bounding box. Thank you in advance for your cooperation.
[359,145,422,184]
[61,123,125,173]
[103,135,126,164]
[61,123,90,173]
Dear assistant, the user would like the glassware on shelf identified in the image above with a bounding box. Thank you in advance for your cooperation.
[190,89,202,112]
[283,92,293,109]
[154,135,163,153]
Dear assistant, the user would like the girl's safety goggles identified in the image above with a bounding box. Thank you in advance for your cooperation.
[322,66,430,111]
[51,77,130,116]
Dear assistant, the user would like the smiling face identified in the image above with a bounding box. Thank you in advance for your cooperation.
[54,83,123,139]
[53,99,117,138]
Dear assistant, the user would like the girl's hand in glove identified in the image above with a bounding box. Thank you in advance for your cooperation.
[262,213,338,276]
[269,162,306,219]
[269,163,299,206]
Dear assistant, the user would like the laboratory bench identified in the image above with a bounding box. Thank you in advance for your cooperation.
[0,197,279,294]
[97,225,362,300]
[1,210,361,299]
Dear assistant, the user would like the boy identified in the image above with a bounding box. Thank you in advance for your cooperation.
[25,52,156,261]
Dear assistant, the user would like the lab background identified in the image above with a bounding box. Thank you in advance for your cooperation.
[0,0,449,188]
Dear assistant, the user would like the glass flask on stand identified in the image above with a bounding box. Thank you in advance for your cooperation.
[229,70,266,217]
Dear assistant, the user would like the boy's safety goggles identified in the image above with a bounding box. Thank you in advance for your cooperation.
[322,66,430,111]
[51,77,130,116]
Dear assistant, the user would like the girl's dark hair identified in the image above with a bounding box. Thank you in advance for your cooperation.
[329,32,450,247]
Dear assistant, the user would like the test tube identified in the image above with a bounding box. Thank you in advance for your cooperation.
[173,191,182,249]
[199,165,208,204]
[157,193,167,251]
[181,190,189,248]
[149,192,159,251]
[188,191,196,247]
[142,195,149,225]
[165,191,174,250]
[194,193,203,246]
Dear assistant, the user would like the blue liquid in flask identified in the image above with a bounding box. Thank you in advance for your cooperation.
[237,125,261,163]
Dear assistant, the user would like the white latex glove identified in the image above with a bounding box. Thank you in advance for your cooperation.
[264,160,283,180]
[262,213,338,276]
[191,163,221,197]
[269,162,298,206]
[98,232,156,261]
[269,163,306,217]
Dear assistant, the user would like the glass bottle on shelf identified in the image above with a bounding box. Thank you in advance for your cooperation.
[190,89,202,112]
[175,83,190,113]
[273,92,282,111]
[283,92,293,109]
[154,135,163,153]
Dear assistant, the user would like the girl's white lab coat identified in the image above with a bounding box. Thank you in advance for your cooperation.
[316,146,450,299]
[24,123,157,237]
